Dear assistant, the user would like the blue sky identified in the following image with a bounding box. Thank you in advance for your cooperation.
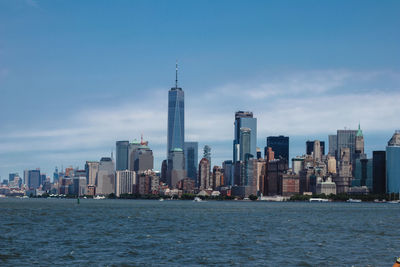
[0,0,399,180]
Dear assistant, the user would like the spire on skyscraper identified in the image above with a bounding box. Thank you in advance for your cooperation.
[175,60,178,88]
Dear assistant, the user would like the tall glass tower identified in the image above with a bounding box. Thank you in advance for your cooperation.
[167,63,185,187]
[167,63,185,154]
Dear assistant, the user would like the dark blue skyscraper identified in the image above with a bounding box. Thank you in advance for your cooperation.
[167,63,185,155]
[116,141,129,171]
[266,136,289,163]
[184,141,198,181]
[167,63,185,187]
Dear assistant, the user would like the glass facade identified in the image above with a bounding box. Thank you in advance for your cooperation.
[336,130,357,163]
[386,146,400,193]
[116,141,129,171]
[372,151,386,194]
[184,142,198,181]
[167,88,185,154]
[233,111,257,162]
[266,136,289,163]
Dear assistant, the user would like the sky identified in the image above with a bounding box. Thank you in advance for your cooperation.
[0,0,399,180]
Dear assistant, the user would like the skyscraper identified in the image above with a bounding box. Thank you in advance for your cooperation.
[355,124,365,159]
[167,63,185,188]
[85,161,99,186]
[167,63,185,155]
[96,157,115,195]
[27,170,41,189]
[336,129,357,163]
[116,170,136,197]
[116,141,129,171]
[266,136,289,163]
[233,111,257,162]
[373,151,386,194]
[198,158,211,190]
[386,131,400,193]
[306,140,325,157]
[328,135,337,157]
[184,141,198,181]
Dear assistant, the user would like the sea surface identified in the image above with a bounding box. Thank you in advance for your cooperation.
[0,198,399,266]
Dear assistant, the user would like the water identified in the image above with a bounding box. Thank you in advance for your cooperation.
[0,199,399,266]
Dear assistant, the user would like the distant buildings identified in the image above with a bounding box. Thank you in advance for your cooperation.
[198,158,211,190]
[372,151,386,194]
[386,131,400,193]
[233,111,257,162]
[116,170,136,197]
[116,141,129,171]
[184,142,198,181]
[96,157,115,195]
[266,136,289,163]
[85,161,99,186]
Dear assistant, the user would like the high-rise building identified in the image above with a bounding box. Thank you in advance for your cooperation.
[355,124,365,160]
[132,144,154,172]
[198,158,211,190]
[184,141,198,181]
[128,140,141,171]
[328,135,337,157]
[167,63,185,188]
[264,147,275,161]
[27,170,41,189]
[85,161,99,186]
[386,131,400,193]
[96,157,115,195]
[306,140,325,157]
[212,166,223,189]
[233,111,257,162]
[266,136,289,163]
[167,63,185,155]
[116,141,129,171]
[336,129,358,163]
[203,145,211,166]
[334,147,352,193]
[167,148,186,188]
[352,158,373,191]
[9,173,18,182]
[240,128,251,162]
[116,170,136,197]
[372,151,386,194]
[222,160,233,186]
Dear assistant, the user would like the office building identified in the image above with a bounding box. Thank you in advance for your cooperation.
[336,129,358,163]
[167,64,185,154]
[27,170,41,189]
[233,111,257,162]
[198,158,211,190]
[132,144,154,172]
[184,142,198,181]
[266,136,289,163]
[329,134,337,157]
[116,170,136,197]
[355,124,365,160]
[116,141,129,171]
[386,131,400,193]
[222,160,233,186]
[372,151,386,194]
[292,157,304,174]
[85,161,99,186]
[306,140,325,158]
[167,148,186,188]
[352,158,373,191]
[96,157,115,195]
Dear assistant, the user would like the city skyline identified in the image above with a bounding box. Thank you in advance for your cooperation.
[1,0,400,179]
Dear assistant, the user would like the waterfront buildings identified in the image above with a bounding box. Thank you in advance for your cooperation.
[184,141,198,181]
[386,131,400,193]
[27,170,41,189]
[116,170,136,197]
[132,143,154,172]
[233,111,257,162]
[372,151,386,194]
[116,141,129,171]
[336,129,358,163]
[198,158,211,190]
[85,161,99,186]
[266,136,289,163]
[96,157,115,195]
[167,148,186,188]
